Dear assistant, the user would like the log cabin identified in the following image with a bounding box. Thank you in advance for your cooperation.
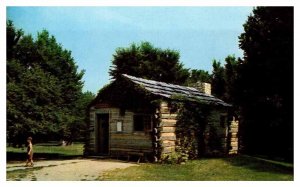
[85,74,239,161]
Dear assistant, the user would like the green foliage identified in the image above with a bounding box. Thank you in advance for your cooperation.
[211,56,239,102]
[186,69,212,85]
[207,126,222,151]
[223,55,239,103]
[211,60,226,99]
[237,7,293,160]
[6,21,92,146]
[109,41,189,85]
[160,153,179,164]
[93,76,159,113]
[175,103,211,159]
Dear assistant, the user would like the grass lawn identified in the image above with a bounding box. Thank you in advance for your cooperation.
[100,155,293,181]
[7,142,84,161]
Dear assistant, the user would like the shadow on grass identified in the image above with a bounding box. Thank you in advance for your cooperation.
[7,165,54,181]
[7,152,83,161]
[222,155,293,175]
[7,168,38,181]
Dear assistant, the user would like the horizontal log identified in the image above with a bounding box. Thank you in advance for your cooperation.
[230,138,238,142]
[231,133,238,137]
[110,148,152,152]
[160,132,176,137]
[160,119,177,127]
[162,146,175,153]
[110,138,152,143]
[110,118,133,122]
[110,144,152,149]
[111,133,151,140]
[161,118,177,123]
[161,140,175,147]
[160,136,176,141]
[110,139,152,145]
[161,126,176,133]
[161,113,177,119]
[231,142,238,147]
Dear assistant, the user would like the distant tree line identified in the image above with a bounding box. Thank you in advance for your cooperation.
[7,21,95,147]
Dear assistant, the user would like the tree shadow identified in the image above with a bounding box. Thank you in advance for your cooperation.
[222,155,293,175]
[7,152,83,161]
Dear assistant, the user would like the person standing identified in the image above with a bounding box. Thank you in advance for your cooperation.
[25,137,34,167]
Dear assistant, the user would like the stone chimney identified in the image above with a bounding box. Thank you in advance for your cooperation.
[193,82,211,95]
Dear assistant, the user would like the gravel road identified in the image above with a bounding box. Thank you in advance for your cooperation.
[7,159,138,181]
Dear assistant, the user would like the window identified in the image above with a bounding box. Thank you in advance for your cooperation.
[117,121,123,132]
[133,114,152,132]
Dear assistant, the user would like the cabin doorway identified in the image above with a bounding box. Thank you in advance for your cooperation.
[96,113,109,155]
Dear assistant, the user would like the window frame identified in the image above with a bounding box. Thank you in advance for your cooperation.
[133,113,153,132]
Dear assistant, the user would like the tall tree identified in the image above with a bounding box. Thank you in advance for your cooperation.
[210,56,240,103]
[238,7,293,160]
[7,21,85,146]
[211,60,226,99]
[62,91,95,144]
[224,55,239,103]
[109,41,189,85]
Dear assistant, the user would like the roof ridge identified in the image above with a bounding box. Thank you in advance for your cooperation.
[122,74,231,107]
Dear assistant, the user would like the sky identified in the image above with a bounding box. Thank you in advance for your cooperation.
[7,6,253,94]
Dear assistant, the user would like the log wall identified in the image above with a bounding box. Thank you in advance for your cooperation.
[86,101,239,159]
[86,106,153,156]
[159,102,177,155]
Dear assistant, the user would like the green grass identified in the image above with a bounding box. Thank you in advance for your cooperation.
[7,142,84,161]
[100,155,293,181]
[7,166,43,181]
[7,142,84,155]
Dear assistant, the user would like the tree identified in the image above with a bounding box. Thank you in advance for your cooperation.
[66,91,95,143]
[185,69,212,86]
[210,56,240,103]
[211,60,226,99]
[224,55,239,104]
[238,7,293,160]
[7,21,86,146]
[109,41,189,85]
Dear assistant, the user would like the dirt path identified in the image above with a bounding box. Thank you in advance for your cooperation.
[7,159,138,181]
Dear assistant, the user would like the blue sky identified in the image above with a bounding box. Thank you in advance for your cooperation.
[7,6,253,94]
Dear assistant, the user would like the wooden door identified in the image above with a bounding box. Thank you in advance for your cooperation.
[96,113,109,154]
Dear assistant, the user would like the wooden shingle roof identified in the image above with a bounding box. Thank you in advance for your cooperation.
[122,74,231,107]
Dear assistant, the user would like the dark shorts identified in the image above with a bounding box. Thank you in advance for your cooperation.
[27,153,33,160]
